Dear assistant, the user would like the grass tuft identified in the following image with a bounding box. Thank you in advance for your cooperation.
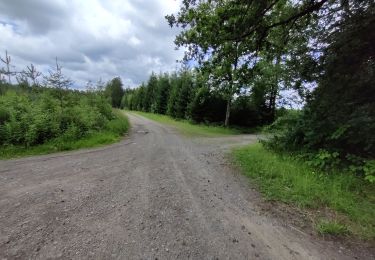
[232,143,375,239]
[317,220,349,236]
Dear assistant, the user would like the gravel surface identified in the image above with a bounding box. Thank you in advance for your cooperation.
[0,112,370,259]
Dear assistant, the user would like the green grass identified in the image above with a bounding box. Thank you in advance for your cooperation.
[232,143,375,240]
[131,111,243,137]
[317,220,349,236]
[0,110,129,159]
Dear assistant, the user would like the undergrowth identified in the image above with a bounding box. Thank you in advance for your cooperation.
[0,110,129,159]
[233,143,375,240]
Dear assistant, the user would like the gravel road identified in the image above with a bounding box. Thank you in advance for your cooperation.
[0,112,368,259]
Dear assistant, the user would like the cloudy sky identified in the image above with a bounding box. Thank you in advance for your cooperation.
[0,0,183,88]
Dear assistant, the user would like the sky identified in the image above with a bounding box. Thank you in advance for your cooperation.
[0,0,183,88]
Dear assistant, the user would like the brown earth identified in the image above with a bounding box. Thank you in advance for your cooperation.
[0,112,373,259]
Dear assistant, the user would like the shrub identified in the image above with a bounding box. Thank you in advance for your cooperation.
[0,87,118,148]
[0,107,10,125]
[106,110,129,135]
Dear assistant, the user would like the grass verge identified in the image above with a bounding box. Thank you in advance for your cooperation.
[232,143,375,240]
[131,111,244,137]
[0,110,129,159]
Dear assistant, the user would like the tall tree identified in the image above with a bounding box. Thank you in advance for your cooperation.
[105,77,124,108]
[166,73,180,117]
[138,84,147,111]
[154,73,171,114]
[298,4,375,158]
[175,71,194,119]
[144,73,158,112]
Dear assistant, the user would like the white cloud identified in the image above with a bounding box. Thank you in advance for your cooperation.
[0,0,183,88]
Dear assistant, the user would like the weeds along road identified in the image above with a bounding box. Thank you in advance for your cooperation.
[0,112,354,259]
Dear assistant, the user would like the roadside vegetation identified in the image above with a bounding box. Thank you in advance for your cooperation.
[132,111,241,137]
[233,144,375,239]
[0,59,129,159]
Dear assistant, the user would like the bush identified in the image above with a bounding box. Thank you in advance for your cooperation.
[265,108,374,181]
[265,110,301,133]
[0,87,119,148]
[317,220,349,236]
[106,110,129,135]
[0,107,10,125]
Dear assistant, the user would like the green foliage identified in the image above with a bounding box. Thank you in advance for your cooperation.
[306,150,341,170]
[265,7,375,182]
[230,95,266,127]
[0,85,128,157]
[364,160,375,183]
[106,110,129,135]
[166,73,180,117]
[144,73,158,112]
[233,143,375,239]
[316,220,349,236]
[165,0,374,189]
[301,8,375,160]
[165,0,337,125]
[265,110,301,133]
[105,77,124,108]
[0,106,10,124]
[154,74,171,114]
[0,109,128,159]
[174,72,195,119]
[265,109,374,181]
[123,71,273,127]
[188,85,226,123]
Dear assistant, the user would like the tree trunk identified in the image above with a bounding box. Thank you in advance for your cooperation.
[5,51,11,84]
[59,89,63,108]
[269,86,277,122]
[224,97,231,127]
[7,64,10,84]
[268,55,281,122]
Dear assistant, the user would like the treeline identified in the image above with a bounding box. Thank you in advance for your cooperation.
[121,71,277,127]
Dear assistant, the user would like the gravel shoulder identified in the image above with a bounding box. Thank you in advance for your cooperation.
[0,112,370,259]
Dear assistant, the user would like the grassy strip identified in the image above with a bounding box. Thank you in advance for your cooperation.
[0,110,129,159]
[131,111,243,137]
[232,143,375,240]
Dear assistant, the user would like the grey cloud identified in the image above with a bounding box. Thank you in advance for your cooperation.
[0,0,183,88]
[0,0,69,34]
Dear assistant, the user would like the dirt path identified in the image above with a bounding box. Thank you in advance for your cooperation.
[0,113,366,259]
